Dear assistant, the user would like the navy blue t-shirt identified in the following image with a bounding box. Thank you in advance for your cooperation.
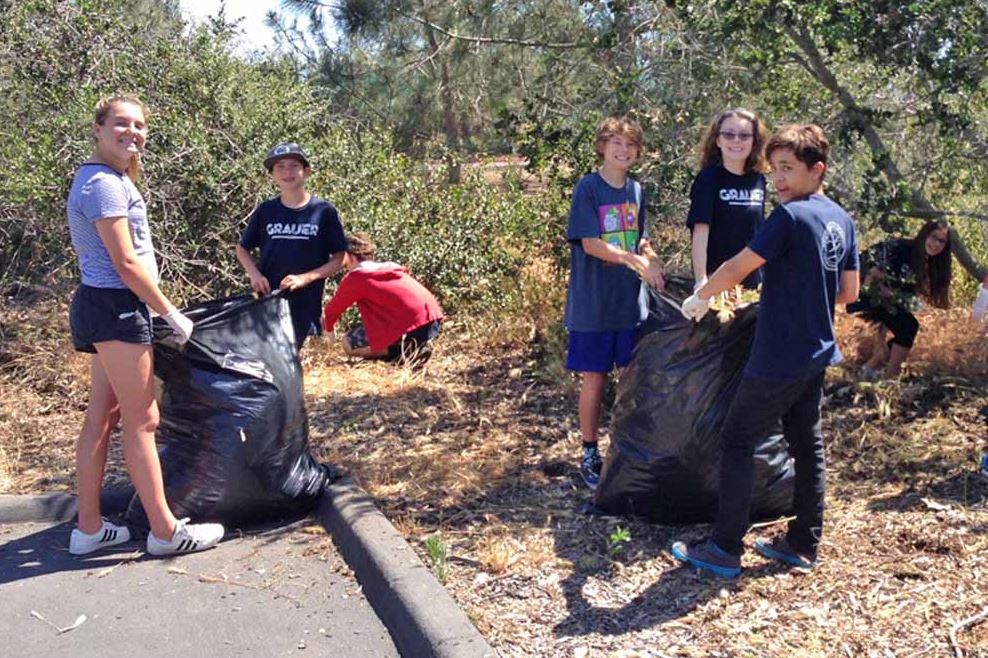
[564,172,648,332]
[686,164,766,288]
[745,193,859,381]
[240,196,346,338]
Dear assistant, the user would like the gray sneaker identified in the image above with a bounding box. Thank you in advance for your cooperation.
[753,536,817,569]
[671,539,741,578]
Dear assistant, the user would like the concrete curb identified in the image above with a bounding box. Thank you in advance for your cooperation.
[319,479,497,658]
[0,487,133,524]
[1,483,497,657]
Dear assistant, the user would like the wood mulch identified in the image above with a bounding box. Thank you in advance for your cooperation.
[2,289,987,657]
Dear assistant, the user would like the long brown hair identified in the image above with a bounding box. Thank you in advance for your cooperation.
[698,108,769,173]
[94,95,147,182]
[912,219,952,309]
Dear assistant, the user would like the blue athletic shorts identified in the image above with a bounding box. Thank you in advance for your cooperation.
[70,284,152,353]
[566,329,638,372]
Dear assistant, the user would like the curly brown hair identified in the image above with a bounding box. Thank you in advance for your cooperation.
[345,232,376,262]
[698,108,769,173]
[594,116,645,161]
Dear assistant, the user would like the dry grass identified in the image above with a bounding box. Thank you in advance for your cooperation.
[2,284,987,657]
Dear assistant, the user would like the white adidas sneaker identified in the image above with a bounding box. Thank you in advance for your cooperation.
[69,519,132,555]
[146,518,224,556]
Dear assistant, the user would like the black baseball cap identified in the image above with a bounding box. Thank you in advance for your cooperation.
[263,142,310,171]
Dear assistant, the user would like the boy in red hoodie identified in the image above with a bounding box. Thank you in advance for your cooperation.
[322,233,443,364]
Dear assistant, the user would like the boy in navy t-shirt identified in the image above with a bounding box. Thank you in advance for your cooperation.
[565,117,665,489]
[671,125,860,577]
[236,142,347,351]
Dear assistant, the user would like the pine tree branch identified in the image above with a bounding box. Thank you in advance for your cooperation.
[395,9,583,50]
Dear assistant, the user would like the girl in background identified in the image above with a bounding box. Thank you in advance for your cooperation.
[687,108,770,290]
[848,219,988,377]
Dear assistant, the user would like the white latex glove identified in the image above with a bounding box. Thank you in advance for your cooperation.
[693,277,708,293]
[973,284,988,322]
[162,308,194,344]
[680,293,710,322]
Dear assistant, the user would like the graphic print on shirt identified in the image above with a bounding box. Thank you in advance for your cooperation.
[718,187,765,206]
[266,221,320,239]
[598,202,639,251]
[822,221,848,272]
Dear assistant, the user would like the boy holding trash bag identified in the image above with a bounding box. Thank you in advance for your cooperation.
[672,124,860,577]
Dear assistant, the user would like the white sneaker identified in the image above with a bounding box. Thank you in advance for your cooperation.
[146,518,224,556]
[69,519,132,555]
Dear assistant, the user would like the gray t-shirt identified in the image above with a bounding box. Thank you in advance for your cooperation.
[564,172,648,332]
[67,163,158,288]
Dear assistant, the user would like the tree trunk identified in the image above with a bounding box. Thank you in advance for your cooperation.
[782,24,936,213]
[784,23,985,277]
[424,21,460,183]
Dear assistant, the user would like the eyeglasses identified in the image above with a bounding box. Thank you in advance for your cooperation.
[719,131,754,142]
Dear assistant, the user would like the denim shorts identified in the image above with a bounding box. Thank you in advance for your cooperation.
[70,285,152,353]
[566,329,638,372]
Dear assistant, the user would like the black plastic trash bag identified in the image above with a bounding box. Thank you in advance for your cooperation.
[125,292,334,530]
[594,282,795,524]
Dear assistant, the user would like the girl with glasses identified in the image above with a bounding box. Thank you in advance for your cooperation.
[687,109,770,291]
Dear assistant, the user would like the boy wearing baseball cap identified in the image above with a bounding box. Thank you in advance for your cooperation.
[235,142,347,351]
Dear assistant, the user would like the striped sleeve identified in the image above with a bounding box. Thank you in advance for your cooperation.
[79,172,130,223]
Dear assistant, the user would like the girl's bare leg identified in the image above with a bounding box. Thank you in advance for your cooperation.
[94,341,177,541]
[75,356,120,534]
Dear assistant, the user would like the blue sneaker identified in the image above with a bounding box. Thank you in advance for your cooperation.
[753,536,817,569]
[671,539,741,578]
[579,445,603,490]
[980,453,988,480]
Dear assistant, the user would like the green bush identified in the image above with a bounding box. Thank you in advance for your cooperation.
[0,0,566,316]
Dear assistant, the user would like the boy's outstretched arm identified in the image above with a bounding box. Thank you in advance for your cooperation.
[681,248,764,321]
[696,248,766,299]
[235,243,271,295]
[321,276,359,333]
[280,251,346,291]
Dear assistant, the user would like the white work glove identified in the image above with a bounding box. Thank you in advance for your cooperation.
[973,284,988,322]
[680,293,710,322]
[162,308,194,344]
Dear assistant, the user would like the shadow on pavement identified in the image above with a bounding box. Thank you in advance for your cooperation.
[0,512,314,586]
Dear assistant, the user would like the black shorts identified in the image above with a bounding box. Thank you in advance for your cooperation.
[346,320,441,363]
[70,285,152,353]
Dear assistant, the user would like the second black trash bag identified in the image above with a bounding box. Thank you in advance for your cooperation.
[125,292,334,530]
[594,283,795,524]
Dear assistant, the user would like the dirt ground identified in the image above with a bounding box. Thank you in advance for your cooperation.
[2,288,987,657]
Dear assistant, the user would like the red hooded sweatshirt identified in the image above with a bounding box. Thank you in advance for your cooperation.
[322,261,443,351]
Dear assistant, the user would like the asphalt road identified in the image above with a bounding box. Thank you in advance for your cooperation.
[0,517,399,658]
